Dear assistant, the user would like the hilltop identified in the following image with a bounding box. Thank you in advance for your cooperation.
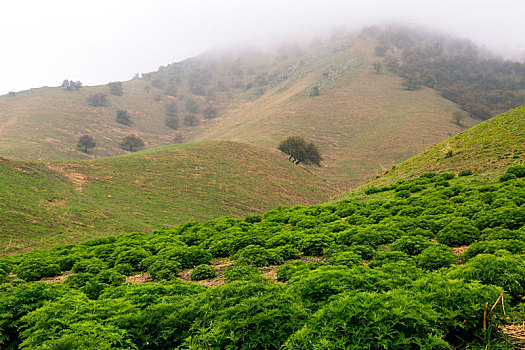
[0,29,486,190]
[0,141,336,255]
[361,106,525,187]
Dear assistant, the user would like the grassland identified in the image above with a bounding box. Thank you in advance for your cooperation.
[0,35,475,190]
[358,106,525,188]
[0,141,337,255]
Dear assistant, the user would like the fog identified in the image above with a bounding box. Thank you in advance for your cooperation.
[0,0,523,95]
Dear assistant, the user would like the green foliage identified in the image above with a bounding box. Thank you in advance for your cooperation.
[458,169,472,177]
[277,135,323,166]
[120,134,145,152]
[500,172,517,182]
[506,165,525,178]
[416,244,456,270]
[13,256,61,281]
[224,264,263,282]
[284,290,448,349]
[116,109,132,126]
[190,264,217,281]
[234,245,283,267]
[437,218,480,247]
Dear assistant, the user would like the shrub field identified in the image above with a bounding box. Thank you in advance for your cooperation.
[1,170,525,349]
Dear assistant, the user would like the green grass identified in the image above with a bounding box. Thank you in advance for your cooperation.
[360,106,525,187]
[0,141,337,255]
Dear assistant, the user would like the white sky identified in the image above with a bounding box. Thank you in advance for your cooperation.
[1,0,524,95]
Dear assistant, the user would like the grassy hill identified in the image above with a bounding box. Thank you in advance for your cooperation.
[0,32,479,190]
[359,106,525,187]
[0,141,337,255]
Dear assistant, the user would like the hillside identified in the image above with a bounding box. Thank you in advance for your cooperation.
[1,169,524,349]
[361,106,525,187]
[0,31,481,190]
[0,141,337,255]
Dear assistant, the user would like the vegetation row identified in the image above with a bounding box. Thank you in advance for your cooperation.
[1,168,525,349]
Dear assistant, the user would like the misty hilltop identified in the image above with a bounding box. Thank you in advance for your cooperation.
[0,25,523,189]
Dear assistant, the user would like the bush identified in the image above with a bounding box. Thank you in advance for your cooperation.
[500,172,517,182]
[436,218,480,247]
[72,258,108,274]
[86,93,108,107]
[114,248,151,270]
[0,268,9,284]
[224,264,262,282]
[458,169,472,177]
[507,165,525,178]
[190,264,217,281]
[327,251,362,267]
[276,261,309,282]
[391,235,431,256]
[234,245,283,267]
[369,251,410,267]
[14,257,61,281]
[147,259,181,281]
[364,186,381,195]
[284,290,448,349]
[116,110,132,126]
[416,244,456,270]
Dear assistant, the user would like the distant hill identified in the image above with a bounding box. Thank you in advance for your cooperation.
[361,106,525,187]
[0,141,337,255]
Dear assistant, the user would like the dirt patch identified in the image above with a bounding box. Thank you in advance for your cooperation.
[501,321,525,349]
[452,246,469,256]
[126,273,153,284]
[42,271,73,284]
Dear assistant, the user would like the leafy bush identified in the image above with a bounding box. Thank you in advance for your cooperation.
[437,218,480,247]
[224,264,263,282]
[276,261,309,282]
[506,165,525,178]
[0,268,9,284]
[234,245,283,267]
[458,169,473,177]
[364,186,381,195]
[284,290,448,349]
[114,248,151,270]
[327,251,362,267]
[416,244,457,270]
[500,172,517,182]
[72,258,108,274]
[391,235,431,256]
[14,257,61,282]
[148,259,181,281]
[190,264,217,281]
[369,250,410,267]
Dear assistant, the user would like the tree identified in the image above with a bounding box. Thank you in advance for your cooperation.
[165,102,178,117]
[277,136,323,166]
[87,93,108,107]
[107,81,123,96]
[77,135,96,153]
[116,110,132,126]
[401,73,422,90]
[183,114,200,127]
[62,79,82,91]
[121,134,144,152]
[452,110,466,126]
[165,117,180,130]
[373,62,383,74]
[203,106,218,119]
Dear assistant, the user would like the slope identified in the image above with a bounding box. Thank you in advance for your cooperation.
[360,106,525,187]
[0,141,337,255]
[0,32,478,190]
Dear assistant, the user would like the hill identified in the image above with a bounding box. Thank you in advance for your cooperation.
[361,106,525,187]
[1,168,524,349]
[0,141,337,255]
[0,31,482,190]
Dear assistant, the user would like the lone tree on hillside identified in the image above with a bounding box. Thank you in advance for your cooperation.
[77,134,96,153]
[452,110,466,126]
[87,93,108,107]
[121,134,144,152]
[278,136,323,166]
[107,81,123,96]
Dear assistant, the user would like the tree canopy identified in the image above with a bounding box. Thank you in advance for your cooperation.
[278,136,322,166]
[77,135,96,153]
[120,134,144,152]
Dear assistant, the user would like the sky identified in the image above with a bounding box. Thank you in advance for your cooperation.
[0,0,524,95]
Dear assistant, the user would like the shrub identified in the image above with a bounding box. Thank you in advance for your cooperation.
[507,165,525,178]
[500,172,517,182]
[224,264,262,282]
[116,110,132,126]
[114,248,151,270]
[72,258,108,274]
[65,273,94,289]
[86,93,108,107]
[369,251,410,267]
[458,169,472,177]
[436,218,480,247]
[113,263,134,276]
[276,261,309,282]
[297,234,333,256]
[190,264,217,281]
[391,235,431,256]
[416,244,456,270]
[14,257,61,281]
[327,251,362,267]
[234,245,283,267]
[94,270,125,286]
[147,259,181,281]
[364,186,381,195]
[0,268,9,284]
[284,290,448,349]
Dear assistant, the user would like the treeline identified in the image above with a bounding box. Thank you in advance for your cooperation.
[363,24,525,119]
[1,167,525,348]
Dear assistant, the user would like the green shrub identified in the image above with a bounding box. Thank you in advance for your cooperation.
[507,165,525,178]
[391,235,431,256]
[500,172,517,182]
[276,261,309,282]
[0,268,9,284]
[284,290,448,349]
[14,257,61,282]
[224,264,262,282]
[369,251,410,267]
[436,218,480,247]
[114,248,151,270]
[148,259,181,281]
[95,270,126,286]
[416,244,456,270]
[364,186,381,195]
[65,273,94,289]
[458,169,472,177]
[72,258,108,274]
[234,245,283,267]
[448,253,525,300]
[113,263,134,276]
[190,264,217,281]
[348,244,376,260]
[327,251,362,267]
[269,245,300,260]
